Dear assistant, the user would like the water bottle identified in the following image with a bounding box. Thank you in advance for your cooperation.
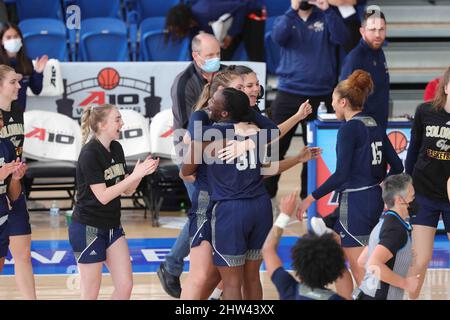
[49,200,60,228]
[317,101,327,117]
[180,201,186,213]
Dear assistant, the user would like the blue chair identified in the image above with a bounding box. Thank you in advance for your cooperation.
[265,0,290,17]
[74,0,122,19]
[140,17,166,33]
[19,19,68,61]
[79,18,129,61]
[16,0,64,20]
[134,0,180,22]
[140,30,190,61]
[265,16,282,74]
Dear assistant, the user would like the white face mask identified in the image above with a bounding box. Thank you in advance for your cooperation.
[3,38,22,53]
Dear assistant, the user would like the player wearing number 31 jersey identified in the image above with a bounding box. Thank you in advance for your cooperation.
[298,70,403,299]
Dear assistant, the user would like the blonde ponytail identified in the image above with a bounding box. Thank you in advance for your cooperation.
[81,104,116,145]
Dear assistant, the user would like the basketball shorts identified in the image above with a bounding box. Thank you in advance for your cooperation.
[69,220,125,264]
[0,217,8,258]
[211,193,272,267]
[188,189,213,248]
[8,193,31,236]
[334,186,384,248]
[411,192,450,232]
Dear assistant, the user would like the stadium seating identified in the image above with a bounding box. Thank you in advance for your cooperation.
[16,0,64,20]
[128,0,180,23]
[140,30,190,61]
[78,17,129,61]
[73,0,123,19]
[19,18,68,61]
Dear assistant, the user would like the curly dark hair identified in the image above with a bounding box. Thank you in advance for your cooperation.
[165,3,195,42]
[291,233,346,290]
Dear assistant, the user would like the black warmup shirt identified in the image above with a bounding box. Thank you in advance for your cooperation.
[72,139,128,229]
[405,103,450,201]
[0,101,24,158]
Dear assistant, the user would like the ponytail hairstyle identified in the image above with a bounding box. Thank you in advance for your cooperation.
[81,104,115,145]
[335,69,374,111]
[194,66,242,111]
[432,66,450,111]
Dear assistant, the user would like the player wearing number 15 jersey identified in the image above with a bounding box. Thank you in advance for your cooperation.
[298,70,403,299]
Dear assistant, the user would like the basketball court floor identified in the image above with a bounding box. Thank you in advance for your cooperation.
[1,138,449,300]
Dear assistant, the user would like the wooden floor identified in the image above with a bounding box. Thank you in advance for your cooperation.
[1,137,449,300]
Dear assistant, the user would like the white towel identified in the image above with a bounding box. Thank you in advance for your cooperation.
[27,58,64,97]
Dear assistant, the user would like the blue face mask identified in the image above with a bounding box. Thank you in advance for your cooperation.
[201,57,220,73]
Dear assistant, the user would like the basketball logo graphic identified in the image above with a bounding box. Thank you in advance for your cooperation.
[97,68,120,90]
[388,131,408,153]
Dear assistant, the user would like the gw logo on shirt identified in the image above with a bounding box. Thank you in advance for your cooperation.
[104,163,126,181]
[308,21,324,32]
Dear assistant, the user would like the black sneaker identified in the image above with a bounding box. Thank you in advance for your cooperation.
[157,263,181,298]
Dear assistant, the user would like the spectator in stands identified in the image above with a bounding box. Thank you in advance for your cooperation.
[157,33,223,299]
[0,23,47,112]
[265,0,349,200]
[340,8,389,129]
[165,1,265,61]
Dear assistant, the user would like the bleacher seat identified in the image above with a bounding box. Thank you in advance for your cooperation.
[19,18,68,61]
[140,17,166,33]
[73,0,123,19]
[265,16,281,74]
[79,18,129,61]
[265,0,290,17]
[132,0,180,22]
[16,0,64,20]
[140,30,190,61]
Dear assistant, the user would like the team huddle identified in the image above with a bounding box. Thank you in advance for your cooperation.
[0,21,449,301]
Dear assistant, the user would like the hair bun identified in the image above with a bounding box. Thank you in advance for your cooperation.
[347,69,374,95]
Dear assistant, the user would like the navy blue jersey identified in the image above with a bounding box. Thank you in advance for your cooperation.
[188,109,278,194]
[313,115,403,199]
[187,110,212,192]
[271,267,344,300]
[206,121,269,201]
[0,138,16,218]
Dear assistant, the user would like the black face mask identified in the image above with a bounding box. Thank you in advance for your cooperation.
[299,1,314,11]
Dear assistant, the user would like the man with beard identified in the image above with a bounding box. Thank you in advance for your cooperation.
[340,8,390,129]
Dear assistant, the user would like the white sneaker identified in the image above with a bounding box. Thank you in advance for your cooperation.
[310,217,333,236]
